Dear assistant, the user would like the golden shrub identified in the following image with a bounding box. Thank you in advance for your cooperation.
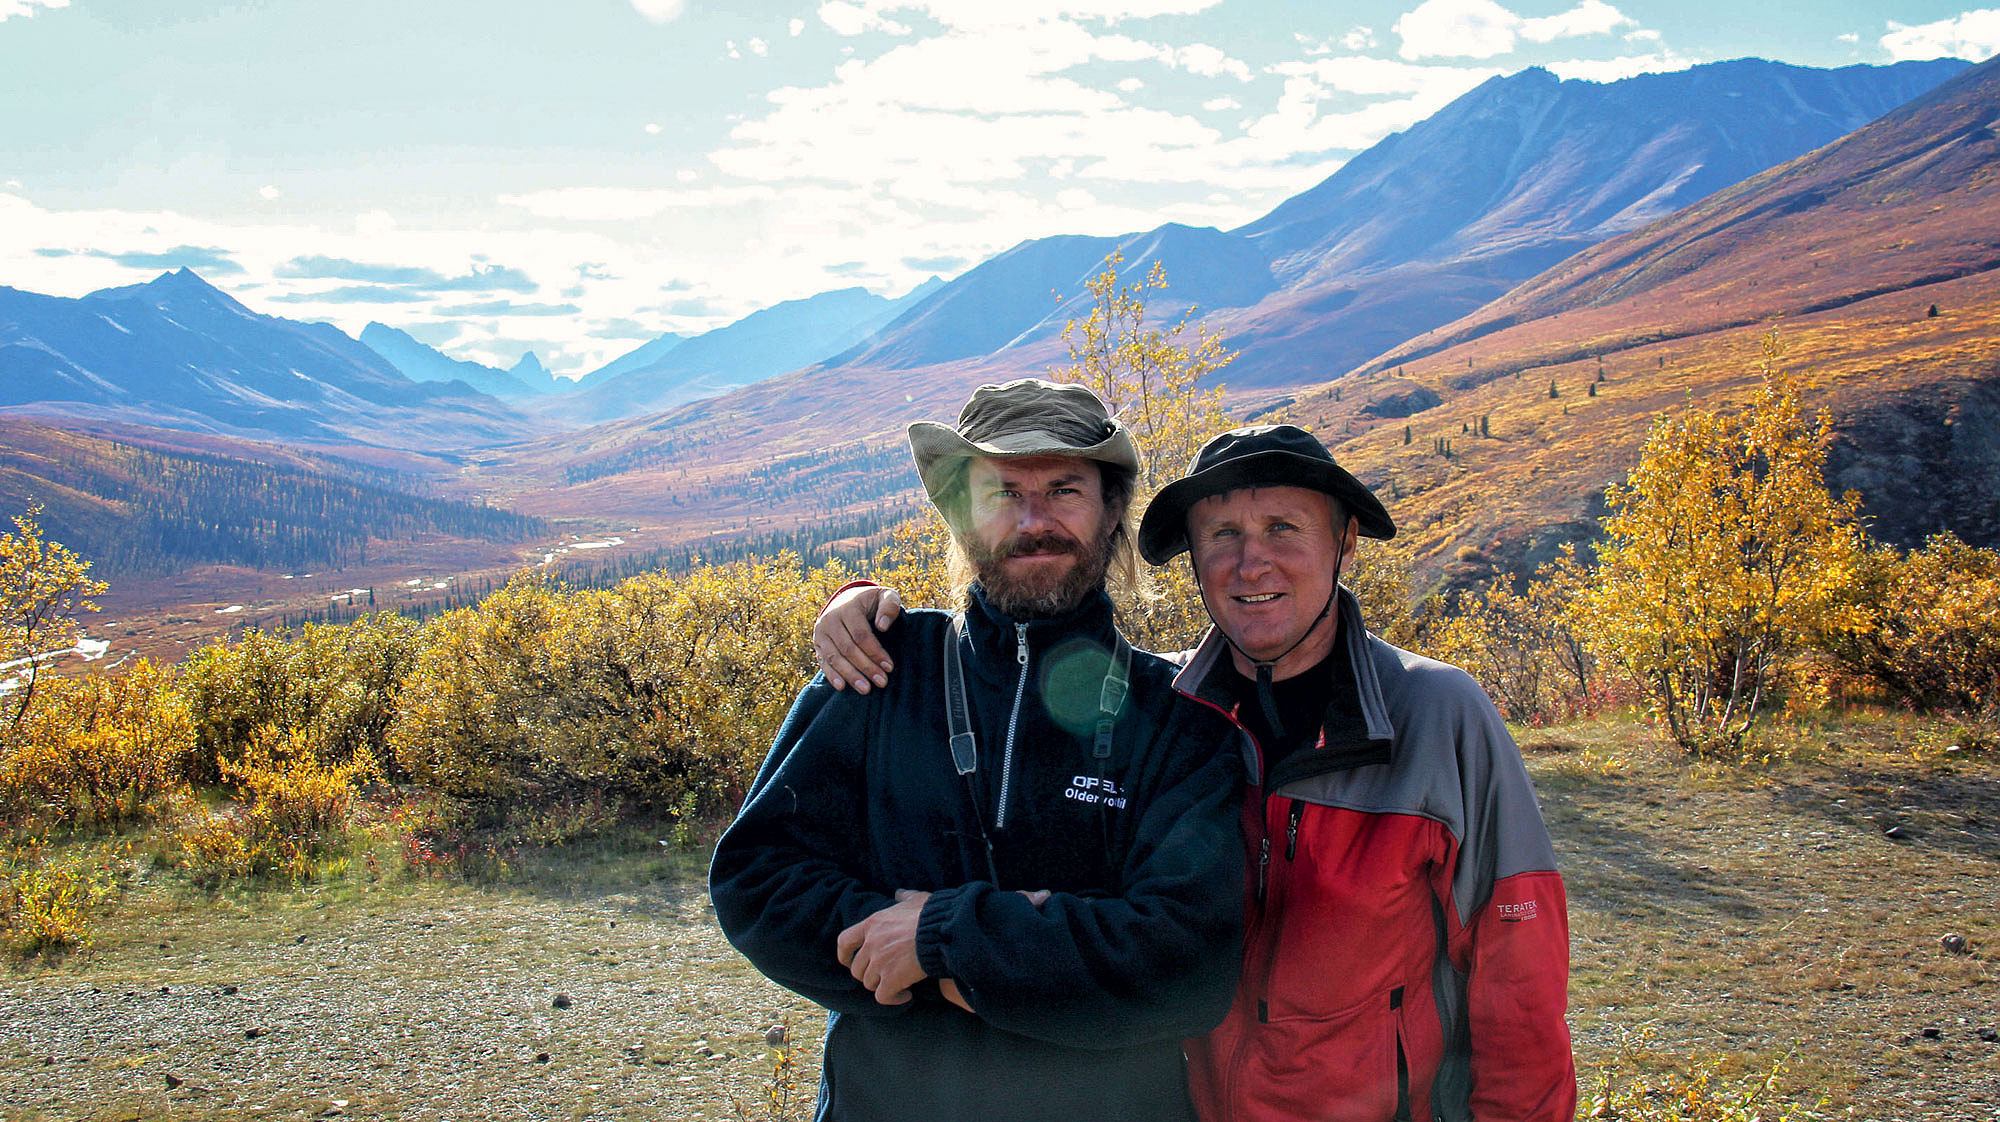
[0,659,193,827]
[390,557,836,820]
[172,725,379,883]
[177,613,419,784]
[1824,533,2000,711]
[172,809,255,880]
[0,842,125,954]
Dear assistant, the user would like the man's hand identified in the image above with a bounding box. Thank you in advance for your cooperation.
[930,892,1045,1015]
[938,978,973,1012]
[814,584,902,693]
[836,889,930,1005]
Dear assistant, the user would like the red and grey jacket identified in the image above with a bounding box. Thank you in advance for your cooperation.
[1176,588,1576,1122]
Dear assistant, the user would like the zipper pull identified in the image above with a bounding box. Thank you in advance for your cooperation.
[1015,622,1029,666]
[1286,800,1303,861]
[1255,836,1271,904]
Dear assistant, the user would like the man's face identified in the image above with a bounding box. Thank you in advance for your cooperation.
[1187,485,1353,680]
[961,454,1115,618]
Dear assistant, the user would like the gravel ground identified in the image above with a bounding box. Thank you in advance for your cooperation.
[1,880,822,1122]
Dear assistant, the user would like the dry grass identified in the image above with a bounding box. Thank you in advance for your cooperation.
[1537,710,2000,1119]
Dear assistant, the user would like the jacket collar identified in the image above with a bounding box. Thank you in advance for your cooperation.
[959,582,1120,676]
[1174,585,1395,787]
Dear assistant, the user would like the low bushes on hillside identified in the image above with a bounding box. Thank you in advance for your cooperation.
[389,556,837,825]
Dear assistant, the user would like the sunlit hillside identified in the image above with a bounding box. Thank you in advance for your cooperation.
[1282,54,2000,586]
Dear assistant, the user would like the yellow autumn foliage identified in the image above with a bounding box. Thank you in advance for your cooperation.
[0,503,106,730]
[388,556,840,818]
[1582,344,1870,754]
[1,659,192,827]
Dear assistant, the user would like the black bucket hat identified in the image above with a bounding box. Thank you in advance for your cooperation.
[1138,424,1395,564]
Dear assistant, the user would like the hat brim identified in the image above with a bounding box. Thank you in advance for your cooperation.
[908,420,1140,508]
[1137,449,1395,564]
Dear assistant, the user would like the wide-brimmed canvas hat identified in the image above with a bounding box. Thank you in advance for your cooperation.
[908,379,1141,509]
[1138,424,1395,564]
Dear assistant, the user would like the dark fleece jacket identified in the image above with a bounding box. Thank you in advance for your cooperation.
[710,585,1244,1122]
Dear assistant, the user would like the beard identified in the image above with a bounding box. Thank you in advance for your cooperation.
[966,526,1116,620]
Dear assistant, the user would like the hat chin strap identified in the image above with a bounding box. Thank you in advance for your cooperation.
[1197,517,1352,743]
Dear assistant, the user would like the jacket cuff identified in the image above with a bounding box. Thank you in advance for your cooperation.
[824,578,880,612]
[914,885,964,979]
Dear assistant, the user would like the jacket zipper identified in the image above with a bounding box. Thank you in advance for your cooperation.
[995,622,1029,829]
[1254,792,1291,1026]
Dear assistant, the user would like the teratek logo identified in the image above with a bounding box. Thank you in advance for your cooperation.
[1064,775,1127,809]
[1496,900,1539,923]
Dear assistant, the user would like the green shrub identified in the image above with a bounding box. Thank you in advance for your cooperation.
[389,558,829,819]
[0,840,127,955]
[177,613,420,784]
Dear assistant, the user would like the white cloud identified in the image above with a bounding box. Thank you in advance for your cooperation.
[1118,76,1145,91]
[790,18,807,35]
[1882,9,2000,62]
[1520,0,1634,44]
[645,122,662,134]
[819,1,913,36]
[259,185,281,200]
[1173,42,1253,80]
[1272,55,1493,99]
[629,0,686,25]
[818,0,1222,36]
[1395,0,1519,60]
[1396,0,1640,60]
[1341,27,1377,51]
[0,0,67,21]
[1837,32,1859,45]
[749,37,769,56]
[1203,95,1240,110]
[1547,50,1698,82]
[499,185,781,222]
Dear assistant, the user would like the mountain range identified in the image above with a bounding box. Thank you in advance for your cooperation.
[481,56,1975,525]
[4,53,1995,597]
[533,279,946,425]
[0,269,537,449]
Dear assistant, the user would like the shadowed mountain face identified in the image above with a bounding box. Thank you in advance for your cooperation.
[1280,51,2000,578]
[0,269,541,449]
[1213,57,1971,388]
[1238,59,1968,284]
[825,224,1277,372]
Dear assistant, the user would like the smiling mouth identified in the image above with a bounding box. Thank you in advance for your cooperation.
[1235,592,1282,603]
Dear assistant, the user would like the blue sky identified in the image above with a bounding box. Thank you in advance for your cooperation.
[2,0,1995,376]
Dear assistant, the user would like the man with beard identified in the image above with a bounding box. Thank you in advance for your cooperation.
[709,379,1245,1122]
